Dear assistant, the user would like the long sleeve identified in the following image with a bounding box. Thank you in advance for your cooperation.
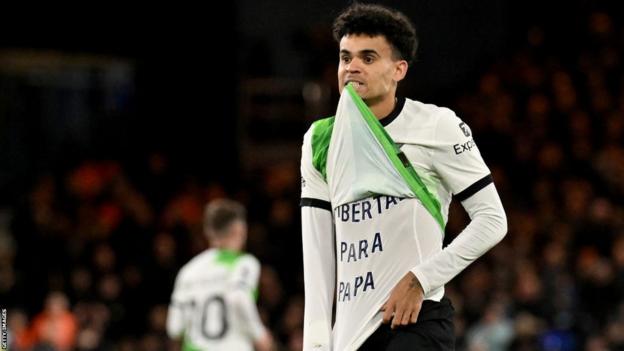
[302,207,335,350]
[227,255,268,342]
[411,183,507,294]
[166,274,186,339]
[227,290,268,341]
[300,124,336,351]
[410,111,507,295]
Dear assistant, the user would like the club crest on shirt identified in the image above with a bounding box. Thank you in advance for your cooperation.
[459,122,471,137]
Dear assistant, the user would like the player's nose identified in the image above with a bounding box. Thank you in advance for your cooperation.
[346,59,363,73]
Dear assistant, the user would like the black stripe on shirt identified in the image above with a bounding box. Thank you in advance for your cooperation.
[300,197,332,211]
[455,174,493,202]
[380,96,405,127]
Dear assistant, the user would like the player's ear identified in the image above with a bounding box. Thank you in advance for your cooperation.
[394,60,408,82]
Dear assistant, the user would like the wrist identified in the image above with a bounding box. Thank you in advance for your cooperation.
[410,267,430,296]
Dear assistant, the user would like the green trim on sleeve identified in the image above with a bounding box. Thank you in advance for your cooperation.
[310,116,335,182]
[345,83,445,231]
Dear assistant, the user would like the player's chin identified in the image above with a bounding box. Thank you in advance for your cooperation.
[349,87,365,98]
[360,93,373,102]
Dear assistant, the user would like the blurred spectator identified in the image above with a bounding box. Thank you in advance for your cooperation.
[466,301,514,351]
[30,292,78,351]
[7,309,35,351]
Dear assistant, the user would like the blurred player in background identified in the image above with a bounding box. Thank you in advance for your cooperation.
[166,199,273,351]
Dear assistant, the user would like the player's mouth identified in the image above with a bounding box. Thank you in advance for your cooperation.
[345,80,365,88]
[345,80,367,94]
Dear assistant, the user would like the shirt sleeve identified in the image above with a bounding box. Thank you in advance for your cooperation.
[300,125,335,351]
[231,255,260,293]
[301,126,331,204]
[410,110,506,294]
[166,272,186,339]
[411,183,507,294]
[431,111,492,200]
[227,256,268,342]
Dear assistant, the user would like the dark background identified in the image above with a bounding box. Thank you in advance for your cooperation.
[2,1,624,350]
[1,0,579,199]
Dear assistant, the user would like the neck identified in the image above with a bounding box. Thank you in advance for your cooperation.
[211,239,241,252]
[367,94,397,120]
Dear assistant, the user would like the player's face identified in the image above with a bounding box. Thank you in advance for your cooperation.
[337,34,407,105]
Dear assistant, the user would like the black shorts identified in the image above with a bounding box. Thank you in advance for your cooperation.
[358,297,455,351]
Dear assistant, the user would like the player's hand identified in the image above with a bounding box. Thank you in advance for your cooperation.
[380,271,424,329]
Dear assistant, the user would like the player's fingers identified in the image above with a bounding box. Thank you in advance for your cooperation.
[400,309,412,325]
[382,309,393,324]
[391,305,404,329]
[410,303,422,323]
[390,313,401,329]
[410,308,419,323]
[379,302,386,312]
[382,302,394,324]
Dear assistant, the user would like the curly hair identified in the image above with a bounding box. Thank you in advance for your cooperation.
[332,3,418,64]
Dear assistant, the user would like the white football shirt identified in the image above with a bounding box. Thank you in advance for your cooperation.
[301,96,493,350]
[167,249,265,351]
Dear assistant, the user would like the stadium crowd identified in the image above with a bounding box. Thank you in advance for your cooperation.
[1,8,624,351]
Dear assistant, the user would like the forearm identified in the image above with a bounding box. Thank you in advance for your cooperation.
[411,184,507,295]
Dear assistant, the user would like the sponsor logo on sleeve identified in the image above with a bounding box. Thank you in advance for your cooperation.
[453,139,476,155]
[454,122,476,155]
